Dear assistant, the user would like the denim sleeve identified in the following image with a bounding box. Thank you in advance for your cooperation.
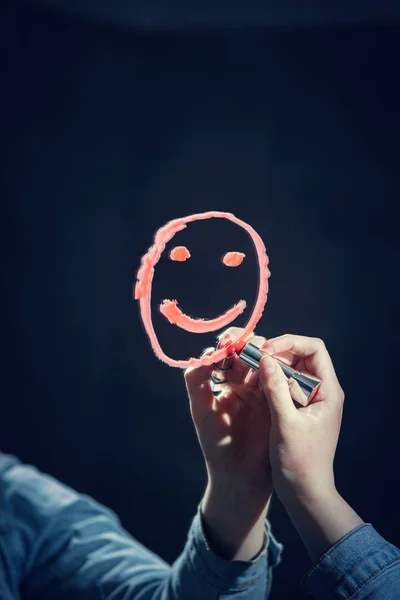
[302,523,400,600]
[0,453,282,600]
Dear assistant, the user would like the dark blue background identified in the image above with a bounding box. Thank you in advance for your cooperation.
[1,2,399,598]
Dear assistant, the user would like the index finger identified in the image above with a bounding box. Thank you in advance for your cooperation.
[266,334,339,386]
[215,326,256,385]
[184,354,215,422]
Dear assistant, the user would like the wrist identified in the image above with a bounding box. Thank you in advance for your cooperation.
[201,479,271,561]
[274,471,337,511]
[207,468,273,503]
[205,476,272,514]
[277,483,364,564]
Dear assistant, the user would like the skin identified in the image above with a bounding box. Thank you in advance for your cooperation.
[185,327,272,561]
[186,328,364,565]
[259,334,364,563]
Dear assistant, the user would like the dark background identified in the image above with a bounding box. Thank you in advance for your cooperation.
[1,1,399,598]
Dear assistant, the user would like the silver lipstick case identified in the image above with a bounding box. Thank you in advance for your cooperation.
[238,342,321,405]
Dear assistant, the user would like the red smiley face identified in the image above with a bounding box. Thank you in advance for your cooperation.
[134,211,271,368]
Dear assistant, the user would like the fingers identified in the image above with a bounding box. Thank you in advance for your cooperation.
[184,351,215,423]
[214,388,241,419]
[262,348,300,368]
[244,368,260,389]
[265,334,343,404]
[216,327,267,386]
[265,334,335,380]
[217,326,250,345]
[287,377,308,406]
[227,335,267,385]
[266,334,326,356]
[259,354,297,425]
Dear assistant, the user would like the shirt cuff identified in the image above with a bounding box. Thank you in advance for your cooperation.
[186,507,282,593]
[302,523,400,600]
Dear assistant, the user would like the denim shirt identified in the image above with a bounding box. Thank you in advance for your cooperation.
[303,523,400,599]
[1,453,399,600]
[0,453,282,599]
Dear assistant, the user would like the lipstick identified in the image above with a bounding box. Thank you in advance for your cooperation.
[237,342,321,404]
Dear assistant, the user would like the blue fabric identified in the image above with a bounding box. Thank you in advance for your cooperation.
[0,453,282,599]
[303,523,400,599]
[2,452,398,599]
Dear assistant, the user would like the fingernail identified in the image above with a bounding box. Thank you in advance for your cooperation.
[262,354,276,374]
[202,347,215,356]
[218,336,232,349]
[261,342,275,355]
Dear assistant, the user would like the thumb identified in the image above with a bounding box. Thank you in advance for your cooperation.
[259,354,297,425]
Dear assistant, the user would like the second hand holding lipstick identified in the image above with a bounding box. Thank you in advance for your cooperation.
[214,337,321,405]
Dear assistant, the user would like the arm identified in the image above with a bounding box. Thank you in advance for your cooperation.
[0,331,283,600]
[0,453,282,600]
[298,492,400,600]
[279,487,363,564]
[259,334,400,600]
[185,331,278,564]
[201,480,271,562]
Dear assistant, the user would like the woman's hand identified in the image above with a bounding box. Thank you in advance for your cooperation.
[259,334,344,500]
[185,327,272,497]
[259,334,363,562]
[185,327,273,560]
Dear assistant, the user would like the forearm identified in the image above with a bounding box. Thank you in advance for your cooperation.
[201,479,272,561]
[281,486,364,564]
[0,453,282,600]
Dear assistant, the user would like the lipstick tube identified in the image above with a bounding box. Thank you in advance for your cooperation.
[237,342,321,404]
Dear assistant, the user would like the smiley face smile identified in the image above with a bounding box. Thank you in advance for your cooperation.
[159,247,247,332]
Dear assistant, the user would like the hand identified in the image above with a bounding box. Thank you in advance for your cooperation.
[259,334,363,562]
[185,327,272,497]
[185,327,273,560]
[259,333,344,500]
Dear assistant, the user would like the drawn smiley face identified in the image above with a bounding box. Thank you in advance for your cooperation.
[159,246,247,333]
[134,211,270,369]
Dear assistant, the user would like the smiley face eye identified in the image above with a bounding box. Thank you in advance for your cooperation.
[169,246,191,262]
[222,251,245,267]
